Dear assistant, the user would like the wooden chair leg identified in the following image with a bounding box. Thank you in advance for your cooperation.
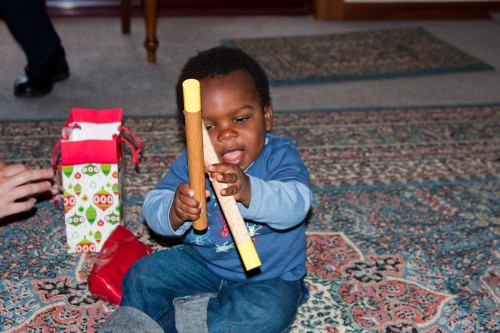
[121,0,131,34]
[142,0,158,63]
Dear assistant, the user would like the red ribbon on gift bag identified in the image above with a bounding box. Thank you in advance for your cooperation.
[87,225,152,304]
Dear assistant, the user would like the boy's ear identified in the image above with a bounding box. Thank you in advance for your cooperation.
[264,105,273,132]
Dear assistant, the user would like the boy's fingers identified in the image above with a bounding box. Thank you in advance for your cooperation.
[178,183,195,197]
[207,163,230,173]
[175,202,202,221]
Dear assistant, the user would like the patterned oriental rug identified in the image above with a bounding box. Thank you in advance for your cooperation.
[1,104,499,332]
[222,27,493,85]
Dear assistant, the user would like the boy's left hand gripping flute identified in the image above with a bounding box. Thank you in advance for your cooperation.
[182,79,262,271]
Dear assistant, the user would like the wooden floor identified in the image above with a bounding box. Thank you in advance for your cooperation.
[45,0,499,21]
[46,0,313,17]
[313,0,500,21]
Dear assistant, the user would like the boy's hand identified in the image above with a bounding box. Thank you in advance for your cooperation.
[207,163,251,208]
[170,183,209,230]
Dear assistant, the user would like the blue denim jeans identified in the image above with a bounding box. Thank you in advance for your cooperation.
[120,245,308,333]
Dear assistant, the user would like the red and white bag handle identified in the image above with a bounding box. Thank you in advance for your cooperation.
[116,125,142,167]
[52,125,142,170]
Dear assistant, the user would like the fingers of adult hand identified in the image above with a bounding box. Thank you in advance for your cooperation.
[0,198,36,219]
[50,182,60,195]
[27,168,55,182]
[1,167,54,188]
[0,164,29,178]
[11,181,52,201]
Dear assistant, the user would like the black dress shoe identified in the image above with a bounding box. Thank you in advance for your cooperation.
[14,46,70,98]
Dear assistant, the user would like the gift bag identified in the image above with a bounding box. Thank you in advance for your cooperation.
[87,225,152,304]
[53,108,142,253]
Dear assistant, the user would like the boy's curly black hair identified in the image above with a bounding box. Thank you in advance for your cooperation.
[175,46,271,125]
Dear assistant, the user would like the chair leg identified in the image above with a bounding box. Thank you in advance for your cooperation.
[142,0,158,63]
[121,0,131,34]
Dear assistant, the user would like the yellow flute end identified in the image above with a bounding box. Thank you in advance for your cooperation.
[237,240,262,271]
[182,79,201,113]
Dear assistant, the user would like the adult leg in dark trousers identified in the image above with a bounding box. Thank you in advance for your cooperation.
[0,0,69,98]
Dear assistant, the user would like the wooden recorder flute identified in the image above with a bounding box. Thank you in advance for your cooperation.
[183,79,208,233]
[182,79,262,271]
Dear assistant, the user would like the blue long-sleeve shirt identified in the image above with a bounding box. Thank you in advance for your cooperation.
[142,134,313,282]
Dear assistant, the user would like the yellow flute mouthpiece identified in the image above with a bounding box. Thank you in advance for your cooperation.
[237,240,262,271]
[182,79,201,113]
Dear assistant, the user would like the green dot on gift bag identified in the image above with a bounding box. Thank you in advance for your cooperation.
[86,206,97,224]
[105,211,120,225]
[94,231,102,244]
[101,164,112,176]
[62,165,74,178]
[83,163,99,176]
[68,213,84,226]
[74,184,82,196]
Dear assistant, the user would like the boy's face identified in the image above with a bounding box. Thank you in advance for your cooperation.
[200,70,272,170]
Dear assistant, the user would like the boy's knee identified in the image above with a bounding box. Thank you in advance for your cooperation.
[120,258,150,297]
[122,264,139,286]
[98,306,163,333]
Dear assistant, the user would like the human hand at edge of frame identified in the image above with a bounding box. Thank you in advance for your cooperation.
[207,163,251,208]
[0,162,59,219]
[170,182,210,231]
